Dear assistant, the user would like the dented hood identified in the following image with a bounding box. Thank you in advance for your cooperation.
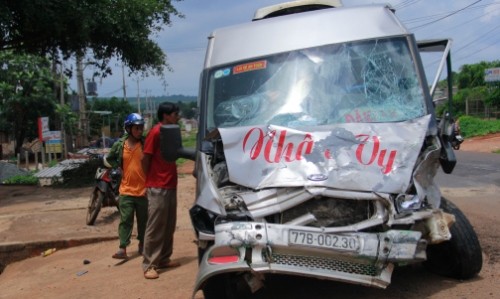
[218,114,430,193]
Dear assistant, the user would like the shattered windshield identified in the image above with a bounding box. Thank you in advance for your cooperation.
[207,37,426,129]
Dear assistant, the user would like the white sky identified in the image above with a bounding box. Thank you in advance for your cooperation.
[72,0,500,98]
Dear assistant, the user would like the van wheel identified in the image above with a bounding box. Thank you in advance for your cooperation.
[424,197,483,279]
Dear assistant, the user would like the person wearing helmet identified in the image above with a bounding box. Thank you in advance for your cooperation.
[105,113,148,259]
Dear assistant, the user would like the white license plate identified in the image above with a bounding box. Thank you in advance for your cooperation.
[288,230,359,252]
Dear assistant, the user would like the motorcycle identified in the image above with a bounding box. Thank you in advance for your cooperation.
[451,121,464,150]
[86,152,121,225]
[437,113,464,151]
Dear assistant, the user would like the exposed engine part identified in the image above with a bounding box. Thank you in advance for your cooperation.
[280,196,375,227]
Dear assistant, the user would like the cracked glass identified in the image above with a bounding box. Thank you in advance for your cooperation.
[207,36,426,129]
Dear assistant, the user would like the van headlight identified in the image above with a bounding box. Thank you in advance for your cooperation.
[395,194,422,213]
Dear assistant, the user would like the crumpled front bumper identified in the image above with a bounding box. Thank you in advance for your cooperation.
[194,221,428,294]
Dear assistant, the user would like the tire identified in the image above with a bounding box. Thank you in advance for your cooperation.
[424,197,483,279]
[86,189,104,225]
[202,273,252,299]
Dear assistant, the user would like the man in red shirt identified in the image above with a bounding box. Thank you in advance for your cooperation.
[141,102,181,279]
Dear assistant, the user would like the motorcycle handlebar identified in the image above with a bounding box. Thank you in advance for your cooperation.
[87,151,103,159]
[86,151,108,169]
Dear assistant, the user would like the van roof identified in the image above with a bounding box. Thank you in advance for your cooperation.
[205,5,409,68]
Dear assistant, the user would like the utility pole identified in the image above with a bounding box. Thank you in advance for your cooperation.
[76,54,88,147]
[122,64,127,102]
[136,78,141,114]
[60,62,67,158]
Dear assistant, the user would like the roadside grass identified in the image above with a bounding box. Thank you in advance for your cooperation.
[459,116,500,138]
[2,171,38,185]
[458,116,500,154]
[176,130,197,167]
[182,130,197,148]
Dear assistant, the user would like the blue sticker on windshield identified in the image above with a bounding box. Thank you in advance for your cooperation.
[214,68,231,79]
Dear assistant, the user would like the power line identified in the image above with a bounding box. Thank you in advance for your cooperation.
[101,86,125,97]
[430,5,500,35]
[454,24,500,55]
[393,0,422,10]
[421,5,500,69]
[454,33,500,64]
[423,24,500,71]
[409,0,483,31]
[402,2,500,24]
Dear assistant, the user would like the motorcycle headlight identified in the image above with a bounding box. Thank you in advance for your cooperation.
[395,194,422,213]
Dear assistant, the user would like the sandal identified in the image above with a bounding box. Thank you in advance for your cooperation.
[144,267,159,279]
[112,248,128,259]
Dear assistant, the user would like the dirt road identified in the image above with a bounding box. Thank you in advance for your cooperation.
[460,132,500,153]
[0,171,201,299]
[0,135,499,299]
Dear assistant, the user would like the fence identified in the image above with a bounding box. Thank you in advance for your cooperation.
[465,99,500,119]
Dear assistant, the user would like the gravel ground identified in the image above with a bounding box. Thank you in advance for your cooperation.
[0,161,28,183]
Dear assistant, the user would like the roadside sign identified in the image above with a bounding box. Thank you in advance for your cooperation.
[485,67,500,82]
[38,117,50,141]
[45,131,62,153]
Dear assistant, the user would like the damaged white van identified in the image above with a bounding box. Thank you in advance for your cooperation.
[161,1,483,298]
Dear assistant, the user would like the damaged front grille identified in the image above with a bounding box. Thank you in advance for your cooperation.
[267,253,380,277]
[280,196,376,227]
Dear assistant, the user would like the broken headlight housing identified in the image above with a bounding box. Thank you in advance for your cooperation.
[395,194,422,213]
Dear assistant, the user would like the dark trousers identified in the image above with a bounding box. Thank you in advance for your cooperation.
[118,195,148,248]
[142,188,177,271]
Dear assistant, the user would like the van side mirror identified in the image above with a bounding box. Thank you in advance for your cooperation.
[437,112,456,174]
[160,124,196,162]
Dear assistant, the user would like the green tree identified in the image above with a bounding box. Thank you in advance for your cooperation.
[0,0,183,76]
[54,103,78,150]
[456,61,500,89]
[446,61,500,118]
[0,51,57,154]
[452,86,488,117]
[178,100,198,119]
[485,85,500,107]
[87,97,134,138]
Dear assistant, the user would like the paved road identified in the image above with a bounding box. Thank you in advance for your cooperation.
[436,151,500,188]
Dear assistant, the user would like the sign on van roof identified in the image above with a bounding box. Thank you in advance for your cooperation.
[253,0,343,20]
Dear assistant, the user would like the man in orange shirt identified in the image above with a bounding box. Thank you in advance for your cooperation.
[105,113,148,259]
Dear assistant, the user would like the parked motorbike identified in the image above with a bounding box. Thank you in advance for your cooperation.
[86,152,121,225]
[451,121,464,150]
[437,113,464,151]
